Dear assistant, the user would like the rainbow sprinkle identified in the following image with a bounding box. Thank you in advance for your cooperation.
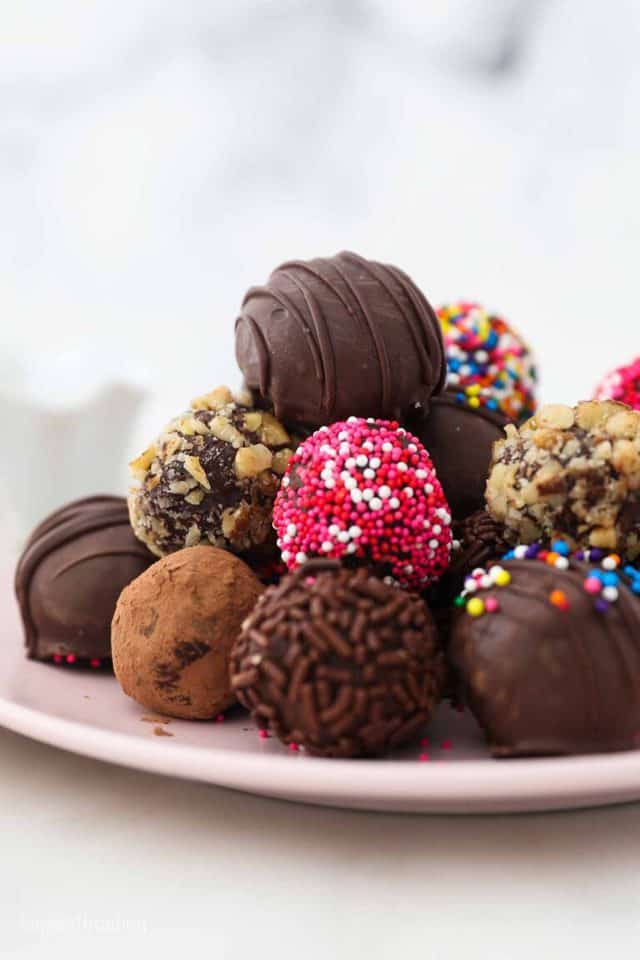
[438,301,537,422]
[456,538,640,617]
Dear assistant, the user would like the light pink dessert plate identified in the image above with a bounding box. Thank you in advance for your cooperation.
[2,568,640,814]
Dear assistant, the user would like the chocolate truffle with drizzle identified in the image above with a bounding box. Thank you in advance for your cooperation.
[235,251,446,429]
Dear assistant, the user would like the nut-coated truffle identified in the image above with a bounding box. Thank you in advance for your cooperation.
[450,543,640,756]
[487,401,640,560]
[15,495,153,665]
[235,251,446,428]
[128,385,294,558]
[230,560,445,757]
[112,546,264,719]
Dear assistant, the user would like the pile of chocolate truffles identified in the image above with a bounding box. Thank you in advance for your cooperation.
[14,253,640,761]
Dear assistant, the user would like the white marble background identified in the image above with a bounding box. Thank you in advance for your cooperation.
[1,0,640,529]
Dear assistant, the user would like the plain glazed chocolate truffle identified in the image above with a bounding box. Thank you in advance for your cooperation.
[230,560,445,757]
[235,251,446,429]
[128,386,294,558]
[15,496,154,665]
[450,543,640,756]
[487,401,640,560]
[409,390,509,522]
[112,547,263,719]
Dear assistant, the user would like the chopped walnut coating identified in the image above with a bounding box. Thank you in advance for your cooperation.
[128,386,295,557]
[486,401,640,559]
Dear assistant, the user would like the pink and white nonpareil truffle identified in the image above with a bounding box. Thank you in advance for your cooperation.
[273,418,453,589]
[594,358,640,411]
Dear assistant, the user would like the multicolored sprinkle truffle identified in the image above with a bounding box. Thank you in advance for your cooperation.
[236,251,446,428]
[273,418,453,589]
[450,541,640,756]
[594,357,640,411]
[438,301,536,423]
[112,547,264,719]
[128,386,294,558]
[230,560,445,757]
[487,401,640,560]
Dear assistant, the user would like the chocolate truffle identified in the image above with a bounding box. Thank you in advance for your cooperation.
[438,301,537,423]
[426,510,510,641]
[128,385,294,558]
[273,418,453,589]
[409,390,508,522]
[231,561,445,757]
[487,401,640,560]
[594,357,640,410]
[450,543,640,756]
[15,495,154,665]
[112,546,263,719]
[235,251,446,428]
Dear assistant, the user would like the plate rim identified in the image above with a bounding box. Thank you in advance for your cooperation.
[2,688,640,813]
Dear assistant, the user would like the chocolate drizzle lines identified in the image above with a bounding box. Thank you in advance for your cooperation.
[237,251,446,424]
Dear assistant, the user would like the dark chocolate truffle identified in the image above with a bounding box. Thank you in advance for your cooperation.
[15,495,154,664]
[128,385,294,558]
[235,251,446,428]
[487,401,640,559]
[112,547,264,719]
[230,560,445,757]
[409,389,508,523]
[425,510,510,644]
[450,544,640,756]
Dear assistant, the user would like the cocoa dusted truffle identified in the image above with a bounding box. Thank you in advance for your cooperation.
[235,251,446,429]
[128,386,294,558]
[230,560,445,757]
[112,546,263,719]
[409,390,508,522]
[487,401,640,560]
[15,496,154,665]
[450,542,640,756]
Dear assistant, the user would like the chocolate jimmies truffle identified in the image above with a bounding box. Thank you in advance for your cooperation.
[230,561,445,757]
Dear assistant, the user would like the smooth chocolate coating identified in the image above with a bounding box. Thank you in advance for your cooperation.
[15,496,154,662]
[450,559,640,756]
[410,390,508,522]
[235,251,446,427]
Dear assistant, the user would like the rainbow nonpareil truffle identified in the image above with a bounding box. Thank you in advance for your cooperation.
[273,418,453,589]
[594,357,640,411]
[438,302,537,423]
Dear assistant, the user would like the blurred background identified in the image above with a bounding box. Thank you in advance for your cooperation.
[2,0,639,543]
